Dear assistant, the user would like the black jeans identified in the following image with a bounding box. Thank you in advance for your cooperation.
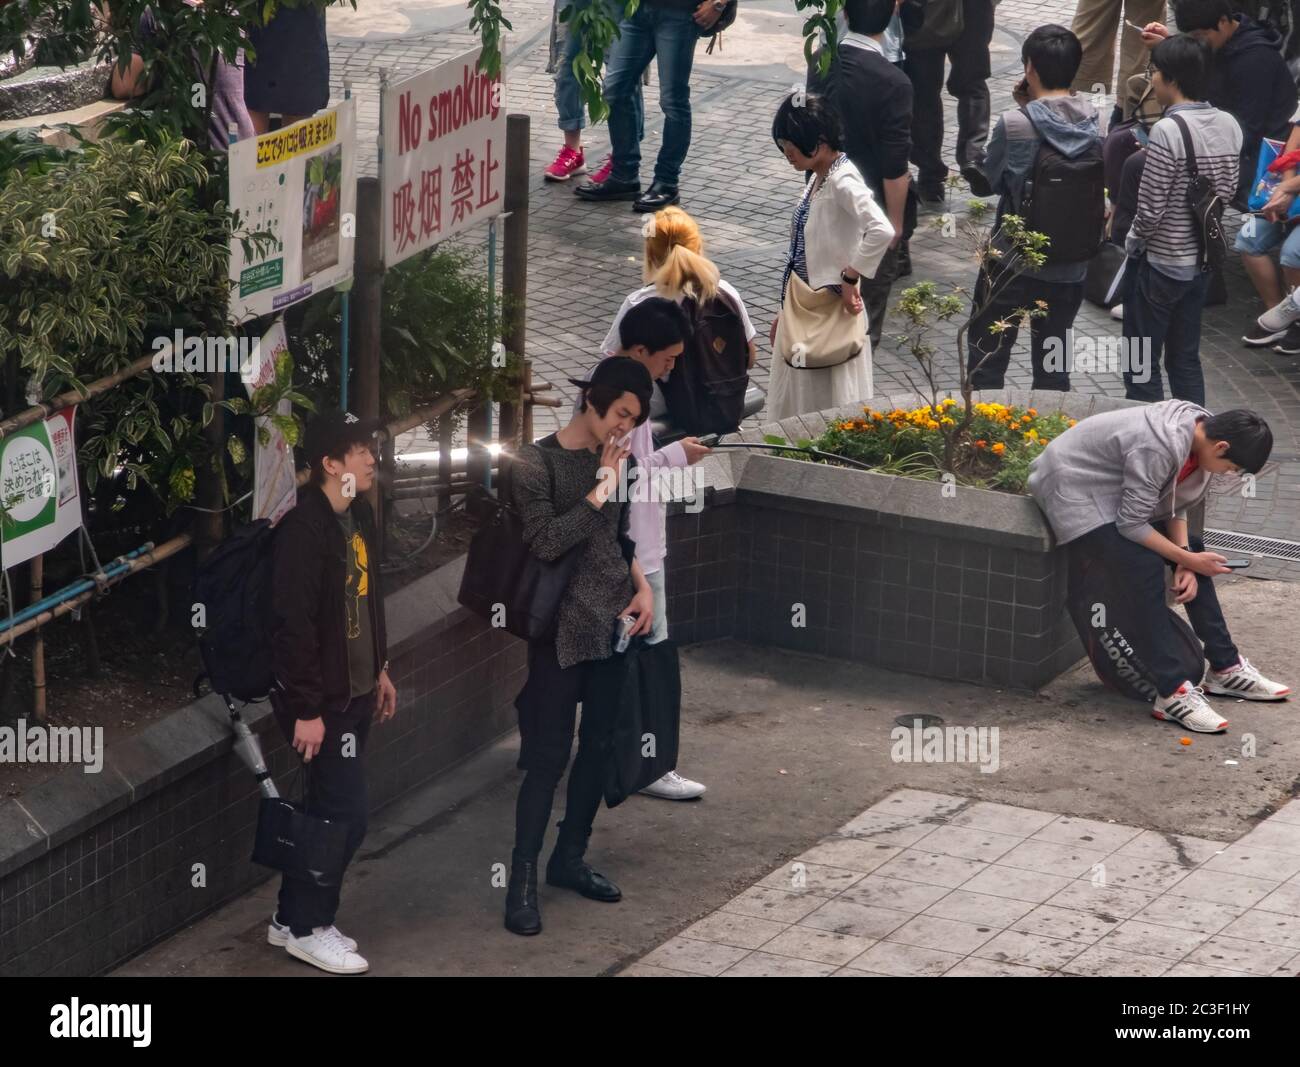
[274,691,373,937]
[512,642,615,864]
[1122,257,1210,405]
[1069,525,1239,698]
[863,244,901,349]
[968,268,1085,391]
[904,0,994,193]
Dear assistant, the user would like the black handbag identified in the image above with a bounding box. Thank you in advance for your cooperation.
[458,446,584,642]
[597,639,682,808]
[905,0,964,51]
[251,766,351,887]
[1084,241,1129,308]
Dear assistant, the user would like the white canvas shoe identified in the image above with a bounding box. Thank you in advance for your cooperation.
[640,770,706,800]
[1204,657,1291,701]
[268,913,356,951]
[285,926,369,975]
[1152,682,1228,733]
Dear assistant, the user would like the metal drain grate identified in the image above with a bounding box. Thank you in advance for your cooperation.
[1203,528,1300,563]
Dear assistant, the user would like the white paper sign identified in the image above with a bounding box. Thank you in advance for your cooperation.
[381,49,505,266]
[245,321,298,527]
[228,101,358,321]
[0,408,81,570]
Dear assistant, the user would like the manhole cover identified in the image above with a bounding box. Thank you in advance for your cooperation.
[894,714,944,729]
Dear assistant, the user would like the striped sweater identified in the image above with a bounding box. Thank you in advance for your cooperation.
[1125,102,1242,278]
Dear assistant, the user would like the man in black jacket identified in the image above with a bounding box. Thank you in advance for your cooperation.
[267,410,398,975]
[810,0,915,346]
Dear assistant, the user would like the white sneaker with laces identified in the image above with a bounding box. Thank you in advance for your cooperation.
[1257,289,1300,334]
[285,926,369,974]
[268,913,356,951]
[1203,656,1291,701]
[639,770,706,800]
[1152,682,1228,733]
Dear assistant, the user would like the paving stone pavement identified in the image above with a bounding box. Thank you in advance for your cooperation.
[328,0,1300,578]
[623,788,1300,976]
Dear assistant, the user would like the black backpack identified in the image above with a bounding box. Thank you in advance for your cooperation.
[1018,112,1105,266]
[1066,549,1204,703]
[192,519,277,703]
[661,294,750,437]
[1170,113,1229,273]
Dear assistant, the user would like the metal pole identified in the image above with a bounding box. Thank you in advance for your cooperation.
[483,216,497,488]
[340,79,353,410]
[355,174,384,546]
[500,113,530,450]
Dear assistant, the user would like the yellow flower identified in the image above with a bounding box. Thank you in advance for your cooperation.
[1068,418,1077,427]
[926,420,940,431]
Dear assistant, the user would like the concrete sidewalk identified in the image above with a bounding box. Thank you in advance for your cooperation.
[115,577,1299,976]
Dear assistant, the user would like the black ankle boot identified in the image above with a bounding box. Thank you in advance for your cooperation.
[504,859,542,935]
[545,822,622,902]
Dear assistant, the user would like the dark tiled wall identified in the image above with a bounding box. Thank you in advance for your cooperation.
[666,501,1080,689]
[0,613,524,977]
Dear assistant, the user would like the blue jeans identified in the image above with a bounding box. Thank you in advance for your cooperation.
[1122,257,1210,405]
[603,3,699,186]
[554,0,644,136]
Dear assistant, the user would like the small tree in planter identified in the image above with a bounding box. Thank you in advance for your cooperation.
[890,211,1050,474]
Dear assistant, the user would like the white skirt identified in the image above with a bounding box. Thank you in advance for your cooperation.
[766,333,875,424]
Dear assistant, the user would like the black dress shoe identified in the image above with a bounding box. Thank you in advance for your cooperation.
[574,175,641,201]
[895,239,912,279]
[504,860,542,935]
[633,182,680,213]
[961,164,994,198]
[546,854,622,901]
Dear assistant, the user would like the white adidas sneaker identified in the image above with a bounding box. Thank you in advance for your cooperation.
[1152,682,1228,733]
[1203,657,1291,701]
[286,926,369,975]
[1257,289,1300,335]
[268,913,357,952]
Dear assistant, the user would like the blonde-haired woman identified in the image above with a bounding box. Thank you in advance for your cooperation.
[599,205,758,369]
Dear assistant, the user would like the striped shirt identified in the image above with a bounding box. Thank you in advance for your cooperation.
[1126,102,1242,280]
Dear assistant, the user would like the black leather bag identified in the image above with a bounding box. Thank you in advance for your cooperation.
[458,448,584,642]
[905,0,964,50]
[251,768,351,887]
[596,638,682,808]
[1084,242,1129,308]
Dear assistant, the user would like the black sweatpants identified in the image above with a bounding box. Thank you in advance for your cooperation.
[1069,526,1239,698]
[512,642,617,863]
[274,691,373,937]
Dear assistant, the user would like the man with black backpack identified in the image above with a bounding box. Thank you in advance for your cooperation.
[1123,34,1242,404]
[265,410,397,975]
[968,25,1103,392]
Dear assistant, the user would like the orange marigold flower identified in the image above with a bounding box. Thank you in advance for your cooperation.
[975,439,987,448]
[991,442,1005,455]
[1027,408,1038,417]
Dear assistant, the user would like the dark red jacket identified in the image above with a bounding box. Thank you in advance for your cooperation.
[269,484,387,720]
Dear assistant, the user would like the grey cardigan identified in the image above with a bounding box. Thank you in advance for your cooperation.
[1027,400,1212,546]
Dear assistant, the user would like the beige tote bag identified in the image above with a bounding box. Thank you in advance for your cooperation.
[775,271,866,369]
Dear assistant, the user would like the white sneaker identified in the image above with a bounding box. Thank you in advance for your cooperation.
[1109,302,1124,321]
[1257,289,1300,334]
[640,770,706,800]
[1204,656,1291,701]
[285,926,369,974]
[1152,682,1228,733]
[268,913,356,952]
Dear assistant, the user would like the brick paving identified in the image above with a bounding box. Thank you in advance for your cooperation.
[626,788,1300,976]
[329,0,1300,578]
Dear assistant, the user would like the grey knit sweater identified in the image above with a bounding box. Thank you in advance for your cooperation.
[510,435,636,669]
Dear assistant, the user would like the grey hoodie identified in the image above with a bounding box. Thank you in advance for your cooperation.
[984,95,1101,284]
[1026,400,1212,546]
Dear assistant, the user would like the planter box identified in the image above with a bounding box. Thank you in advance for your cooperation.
[694,387,1149,689]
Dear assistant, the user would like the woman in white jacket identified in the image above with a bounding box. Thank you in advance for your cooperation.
[768,92,895,421]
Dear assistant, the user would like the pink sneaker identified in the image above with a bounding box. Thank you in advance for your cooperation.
[589,154,614,185]
[544,145,586,182]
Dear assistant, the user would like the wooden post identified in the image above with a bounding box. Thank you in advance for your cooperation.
[498,113,530,450]
[30,555,45,721]
[354,176,385,547]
